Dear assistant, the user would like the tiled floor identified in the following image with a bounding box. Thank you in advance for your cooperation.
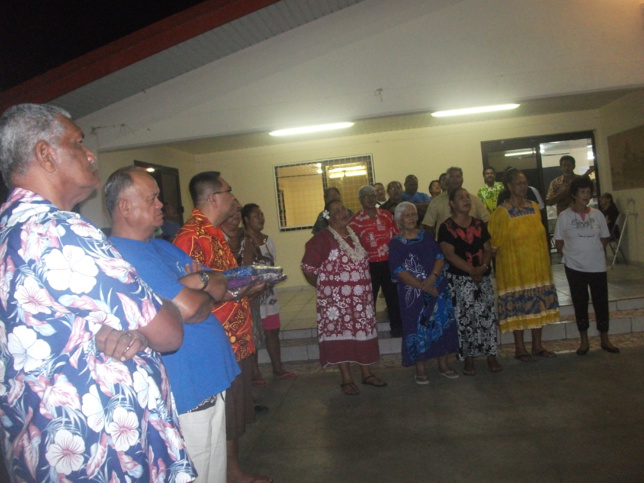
[277,262,644,332]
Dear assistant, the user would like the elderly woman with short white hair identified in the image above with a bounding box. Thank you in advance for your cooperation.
[388,202,459,385]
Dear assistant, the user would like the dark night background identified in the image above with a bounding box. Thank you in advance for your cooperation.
[0,1,206,91]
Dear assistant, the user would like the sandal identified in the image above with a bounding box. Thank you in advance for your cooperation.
[439,370,459,379]
[274,371,296,380]
[414,375,430,385]
[340,382,359,396]
[251,378,266,387]
[362,375,387,387]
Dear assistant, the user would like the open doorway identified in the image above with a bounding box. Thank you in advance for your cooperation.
[133,161,184,235]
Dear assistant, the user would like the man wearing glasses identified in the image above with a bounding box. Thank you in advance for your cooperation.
[174,171,270,483]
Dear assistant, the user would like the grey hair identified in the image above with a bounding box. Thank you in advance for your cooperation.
[394,201,416,227]
[104,166,144,216]
[0,104,71,185]
[358,184,375,198]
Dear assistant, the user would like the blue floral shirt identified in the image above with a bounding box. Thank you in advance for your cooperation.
[0,188,195,482]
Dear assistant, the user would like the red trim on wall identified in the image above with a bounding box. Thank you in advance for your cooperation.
[0,0,281,112]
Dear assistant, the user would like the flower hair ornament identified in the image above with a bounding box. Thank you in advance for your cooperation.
[322,210,330,220]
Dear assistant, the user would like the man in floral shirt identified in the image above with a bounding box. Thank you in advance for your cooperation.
[0,104,195,482]
[174,171,270,483]
[349,185,402,337]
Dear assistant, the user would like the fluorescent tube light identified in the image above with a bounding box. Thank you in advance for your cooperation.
[329,169,367,179]
[269,122,354,137]
[504,150,535,157]
[431,104,519,118]
[328,166,364,173]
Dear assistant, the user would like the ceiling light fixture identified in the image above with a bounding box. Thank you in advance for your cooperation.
[269,122,354,137]
[504,149,535,157]
[431,103,520,118]
[329,169,367,179]
[328,166,364,173]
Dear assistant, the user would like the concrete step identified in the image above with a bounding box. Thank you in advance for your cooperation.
[257,296,644,364]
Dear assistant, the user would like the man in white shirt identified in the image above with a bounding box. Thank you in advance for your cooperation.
[422,166,489,236]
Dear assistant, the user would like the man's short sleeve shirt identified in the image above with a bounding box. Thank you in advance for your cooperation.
[174,209,255,361]
[348,209,398,262]
[0,188,195,482]
[401,192,431,204]
[110,236,240,415]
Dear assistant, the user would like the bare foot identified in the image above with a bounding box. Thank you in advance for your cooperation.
[487,355,503,372]
[463,357,475,375]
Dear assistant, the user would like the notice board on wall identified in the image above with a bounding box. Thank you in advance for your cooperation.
[608,124,644,190]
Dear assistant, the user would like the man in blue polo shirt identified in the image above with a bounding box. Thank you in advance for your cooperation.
[106,166,240,483]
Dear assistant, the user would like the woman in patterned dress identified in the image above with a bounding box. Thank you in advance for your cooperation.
[301,199,386,396]
[389,202,459,385]
[438,188,502,375]
[488,169,560,362]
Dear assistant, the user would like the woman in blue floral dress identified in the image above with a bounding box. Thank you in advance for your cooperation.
[388,202,459,385]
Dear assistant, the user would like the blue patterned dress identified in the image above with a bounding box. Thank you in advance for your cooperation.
[388,230,458,367]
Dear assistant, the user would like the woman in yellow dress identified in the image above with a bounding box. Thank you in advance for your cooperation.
[488,169,560,361]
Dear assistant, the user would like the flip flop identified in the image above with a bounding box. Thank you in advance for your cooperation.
[274,371,296,380]
[362,375,388,387]
[340,382,359,395]
[414,375,430,385]
[251,378,266,387]
[439,370,460,379]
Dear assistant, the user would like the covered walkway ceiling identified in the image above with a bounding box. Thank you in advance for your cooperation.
[3,0,642,154]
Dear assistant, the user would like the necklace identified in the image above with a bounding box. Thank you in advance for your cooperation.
[245,230,267,247]
[328,226,367,265]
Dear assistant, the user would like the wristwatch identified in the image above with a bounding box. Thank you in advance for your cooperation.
[199,271,210,291]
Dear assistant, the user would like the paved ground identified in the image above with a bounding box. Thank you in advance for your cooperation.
[241,333,644,483]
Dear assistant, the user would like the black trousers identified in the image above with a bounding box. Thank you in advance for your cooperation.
[369,260,402,332]
[564,266,609,333]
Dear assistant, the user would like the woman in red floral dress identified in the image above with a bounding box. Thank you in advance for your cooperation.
[302,199,386,395]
